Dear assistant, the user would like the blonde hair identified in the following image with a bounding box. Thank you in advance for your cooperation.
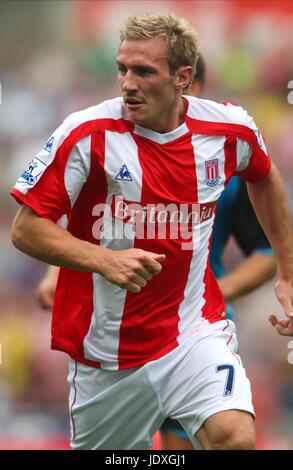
[120,13,199,75]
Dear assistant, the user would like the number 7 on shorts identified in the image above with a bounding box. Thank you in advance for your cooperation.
[216,364,235,397]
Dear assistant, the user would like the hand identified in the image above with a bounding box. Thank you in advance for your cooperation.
[36,266,59,309]
[268,314,293,336]
[100,248,166,293]
[268,279,293,336]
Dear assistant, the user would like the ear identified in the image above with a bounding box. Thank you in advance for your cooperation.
[175,66,193,91]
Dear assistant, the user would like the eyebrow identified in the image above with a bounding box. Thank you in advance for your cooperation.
[116,61,157,73]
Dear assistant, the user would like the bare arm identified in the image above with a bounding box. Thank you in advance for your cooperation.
[218,252,276,301]
[36,265,59,309]
[12,205,165,294]
[247,162,293,336]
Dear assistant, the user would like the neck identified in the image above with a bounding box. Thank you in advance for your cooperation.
[146,96,186,134]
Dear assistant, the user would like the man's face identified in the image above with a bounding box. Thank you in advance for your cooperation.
[117,38,180,131]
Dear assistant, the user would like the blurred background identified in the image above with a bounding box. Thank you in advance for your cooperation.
[0,0,293,450]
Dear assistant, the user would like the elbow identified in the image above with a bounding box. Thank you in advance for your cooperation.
[11,216,24,251]
[11,209,29,252]
[11,205,44,257]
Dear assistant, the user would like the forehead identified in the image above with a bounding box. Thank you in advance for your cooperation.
[117,38,168,68]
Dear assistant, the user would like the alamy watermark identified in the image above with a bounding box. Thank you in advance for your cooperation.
[288,80,293,105]
[288,340,293,365]
[90,196,216,251]
[285,81,293,361]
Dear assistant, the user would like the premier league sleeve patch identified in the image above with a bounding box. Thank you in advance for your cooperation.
[18,155,48,187]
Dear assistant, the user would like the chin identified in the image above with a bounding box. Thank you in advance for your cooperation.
[128,113,149,127]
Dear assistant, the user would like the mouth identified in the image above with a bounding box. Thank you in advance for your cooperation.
[124,97,144,110]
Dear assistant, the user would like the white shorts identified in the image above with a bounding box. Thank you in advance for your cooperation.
[68,320,254,450]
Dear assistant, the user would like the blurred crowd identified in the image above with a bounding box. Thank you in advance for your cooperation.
[0,0,292,449]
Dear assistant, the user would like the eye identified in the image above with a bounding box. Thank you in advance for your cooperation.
[139,69,149,76]
[137,68,153,76]
[117,65,127,75]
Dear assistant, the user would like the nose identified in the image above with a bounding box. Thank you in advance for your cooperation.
[120,70,139,93]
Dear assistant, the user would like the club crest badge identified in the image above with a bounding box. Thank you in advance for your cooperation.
[205,159,220,187]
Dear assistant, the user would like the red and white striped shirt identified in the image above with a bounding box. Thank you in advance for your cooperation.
[11,96,271,370]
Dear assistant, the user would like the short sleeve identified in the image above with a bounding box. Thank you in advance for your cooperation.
[232,105,271,183]
[11,117,91,223]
